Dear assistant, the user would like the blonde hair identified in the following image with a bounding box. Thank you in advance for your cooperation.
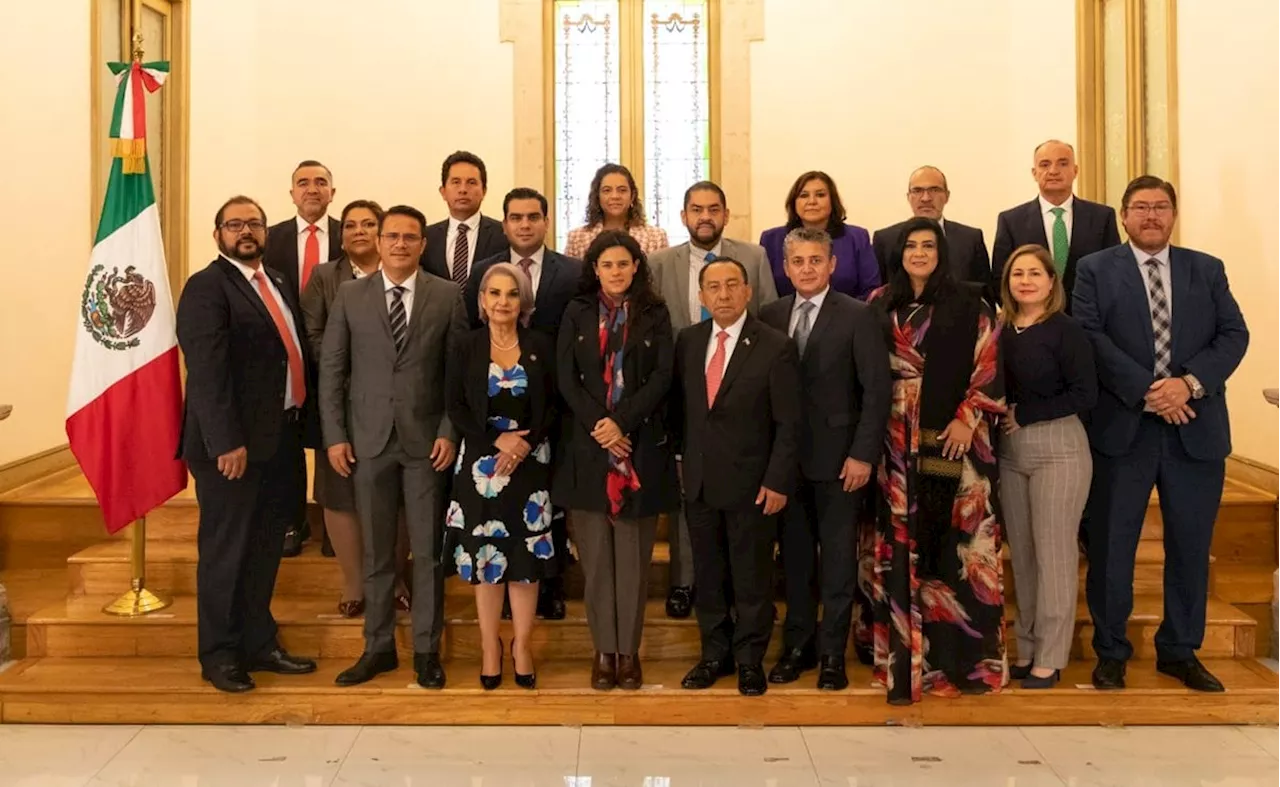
[477,262,535,327]
[999,244,1065,325]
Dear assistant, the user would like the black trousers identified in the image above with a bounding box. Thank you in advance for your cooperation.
[1086,415,1224,663]
[192,417,303,670]
[686,497,777,666]
[779,478,863,656]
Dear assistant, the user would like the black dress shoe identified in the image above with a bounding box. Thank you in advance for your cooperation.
[854,644,873,666]
[768,644,818,684]
[1021,669,1060,689]
[335,651,398,686]
[1009,662,1034,681]
[414,652,446,689]
[665,586,693,619]
[536,579,567,620]
[202,664,255,693]
[681,657,736,690]
[282,521,311,558]
[738,663,768,696]
[592,652,617,691]
[1091,658,1127,690]
[247,648,317,675]
[816,655,848,691]
[1157,657,1225,692]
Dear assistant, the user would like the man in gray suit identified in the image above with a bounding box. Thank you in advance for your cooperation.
[319,205,468,689]
[649,181,779,618]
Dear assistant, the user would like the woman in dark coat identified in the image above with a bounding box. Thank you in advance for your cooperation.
[555,230,679,691]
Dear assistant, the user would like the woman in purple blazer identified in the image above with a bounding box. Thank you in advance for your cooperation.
[759,170,880,300]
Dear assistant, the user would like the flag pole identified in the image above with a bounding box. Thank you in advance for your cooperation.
[102,17,172,618]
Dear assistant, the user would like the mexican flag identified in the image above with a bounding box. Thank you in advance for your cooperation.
[65,60,186,534]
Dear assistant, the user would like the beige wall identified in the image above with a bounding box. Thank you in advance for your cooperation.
[1176,0,1279,466]
[748,0,1078,241]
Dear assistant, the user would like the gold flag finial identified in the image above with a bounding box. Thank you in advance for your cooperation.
[131,30,145,62]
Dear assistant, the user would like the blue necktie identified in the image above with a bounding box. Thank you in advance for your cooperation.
[700,251,716,321]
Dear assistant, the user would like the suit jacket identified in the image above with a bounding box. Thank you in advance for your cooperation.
[1072,244,1248,461]
[264,216,343,298]
[465,247,583,335]
[673,314,802,508]
[992,196,1120,304]
[760,292,892,481]
[872,218,991,290]
[421,215,508,282]
[649,238,778,329]
[176,257,311,462]
[319,270,467,459]
[447,326,558,457]
[553,296,679,516]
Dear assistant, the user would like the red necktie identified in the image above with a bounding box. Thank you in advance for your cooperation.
[252,270,307,407]
[301,224,320,292]
[705,329,729,407]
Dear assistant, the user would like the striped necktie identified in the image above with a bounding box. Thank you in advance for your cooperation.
[389,286,407,352]
[451,224,470,285]
[700,250,716,321]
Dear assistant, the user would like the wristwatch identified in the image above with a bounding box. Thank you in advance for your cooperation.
[1182,374,1206,400]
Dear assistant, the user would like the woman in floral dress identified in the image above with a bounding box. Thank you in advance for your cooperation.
[446,263,558,691]
[865,216,1006,705]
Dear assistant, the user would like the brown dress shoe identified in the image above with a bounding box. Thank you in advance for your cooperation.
[591,651,617,691]
[617,654,643,690]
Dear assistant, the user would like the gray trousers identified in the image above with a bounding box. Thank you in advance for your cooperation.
[353,429,446,655]
[668,505,695,588]
[572,510,658,654]
[999,414,1092,670]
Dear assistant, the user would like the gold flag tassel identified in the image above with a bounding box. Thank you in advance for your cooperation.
[102,517,172,616]
[110,138,148,174]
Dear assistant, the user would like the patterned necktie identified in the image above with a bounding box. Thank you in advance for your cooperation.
[518,257,534,286]
[705,329,730,407]
[301,224,320,292]
[700,251,716,321]
[1144,259,1172,377]
[389,285,408,352]
[793,300,815,355]
[1049,207,1068,276]
[251,270,306,406]
[451,224,470,285]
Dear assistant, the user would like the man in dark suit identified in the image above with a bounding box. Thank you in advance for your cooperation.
[992,140,1121,305]
[466,187,582,621]
[176,196,318,693]
[420,151,508,284]
[1074,175,1248,693]
[760,228,892,691]
[320,205,468,689]
[674,258,802,697]
[872,166,991,290]
[262,159,342,557]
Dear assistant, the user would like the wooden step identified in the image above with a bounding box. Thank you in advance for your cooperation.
[1003,539,1204,601]
[0,655,1273,726]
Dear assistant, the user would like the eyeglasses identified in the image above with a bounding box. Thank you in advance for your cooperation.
[1126,202,1174,216]
[220,219,266,233]
[379,233,423,245]
[908,186,947,197]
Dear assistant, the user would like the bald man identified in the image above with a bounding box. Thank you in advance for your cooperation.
[871,166,991,291]
[991,140,1120,307]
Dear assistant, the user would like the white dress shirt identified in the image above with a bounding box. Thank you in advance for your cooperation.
[294,215,331,289]
[688,241,723,322]
[444,211,484,278]
[788,286,830,338]
[511,246,546,294]
[1038,194,1074,245]
[1132,242,1173,323]
[705,310,747,371]
[384,271,417,322]
[224,255,304,409]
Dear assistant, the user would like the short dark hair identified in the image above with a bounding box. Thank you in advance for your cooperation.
[698,257,750,289]
[339,199,384,225]
[214,195,266,229]
[291,160,332,183]
[585,163,646,228]
[379,204,428,235]
[784,170,848,238]
[1121,175,1178,210]
[683,180,727,209]
[577,229,664,311]
[503,187,549,218]
[441,150,488,189]
[880,216,955,311]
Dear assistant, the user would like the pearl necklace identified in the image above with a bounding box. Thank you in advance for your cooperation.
[490,334,519,351]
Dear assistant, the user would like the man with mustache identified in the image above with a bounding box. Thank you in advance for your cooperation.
[176,196,318,693]
[648,181,779,619]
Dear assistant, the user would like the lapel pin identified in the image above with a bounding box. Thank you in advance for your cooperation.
[530,353,538,362]
[644,339,651,347]
[743,337,751,346]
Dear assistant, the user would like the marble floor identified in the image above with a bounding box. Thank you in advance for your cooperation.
[0,723,1276,786]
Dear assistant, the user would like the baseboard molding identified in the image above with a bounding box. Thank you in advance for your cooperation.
[0,446,75,495]
[1228,454,1279,496]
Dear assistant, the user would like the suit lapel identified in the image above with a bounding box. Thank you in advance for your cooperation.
[1024,200,1049,247]
[1116,245,1155,351]
[1168,246,1192,359]
[803,294,836,365]
[405,271,430,347]
[712,316,758,408]
[672,243,693,326]
[536,250,559,311]
[327,217,342,260]
[368,271,396,349]
[217,258,275,329]
[1068,200,1090,262]
[687,321,712,420]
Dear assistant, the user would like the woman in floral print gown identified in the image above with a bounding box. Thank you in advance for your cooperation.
[864,217,1006,705]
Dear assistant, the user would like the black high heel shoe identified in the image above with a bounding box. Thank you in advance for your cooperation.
[480,641,504,691]
[1021,669,1060,689]
[512,639,537,690]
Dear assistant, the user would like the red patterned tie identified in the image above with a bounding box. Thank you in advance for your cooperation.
[301,224,320,291]
[705,329,729,407]
[252,271,306,407]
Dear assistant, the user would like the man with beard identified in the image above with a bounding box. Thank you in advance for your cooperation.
[649,181,778,619]
[176,196,317,693]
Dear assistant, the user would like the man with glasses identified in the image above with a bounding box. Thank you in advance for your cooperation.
[871,166,991,291]
[176,196,318,693]
[320,205,468,689]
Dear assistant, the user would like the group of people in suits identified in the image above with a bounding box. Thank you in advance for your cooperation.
[174,139,1249,703]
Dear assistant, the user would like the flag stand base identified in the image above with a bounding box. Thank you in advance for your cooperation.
[101,518,172,617]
